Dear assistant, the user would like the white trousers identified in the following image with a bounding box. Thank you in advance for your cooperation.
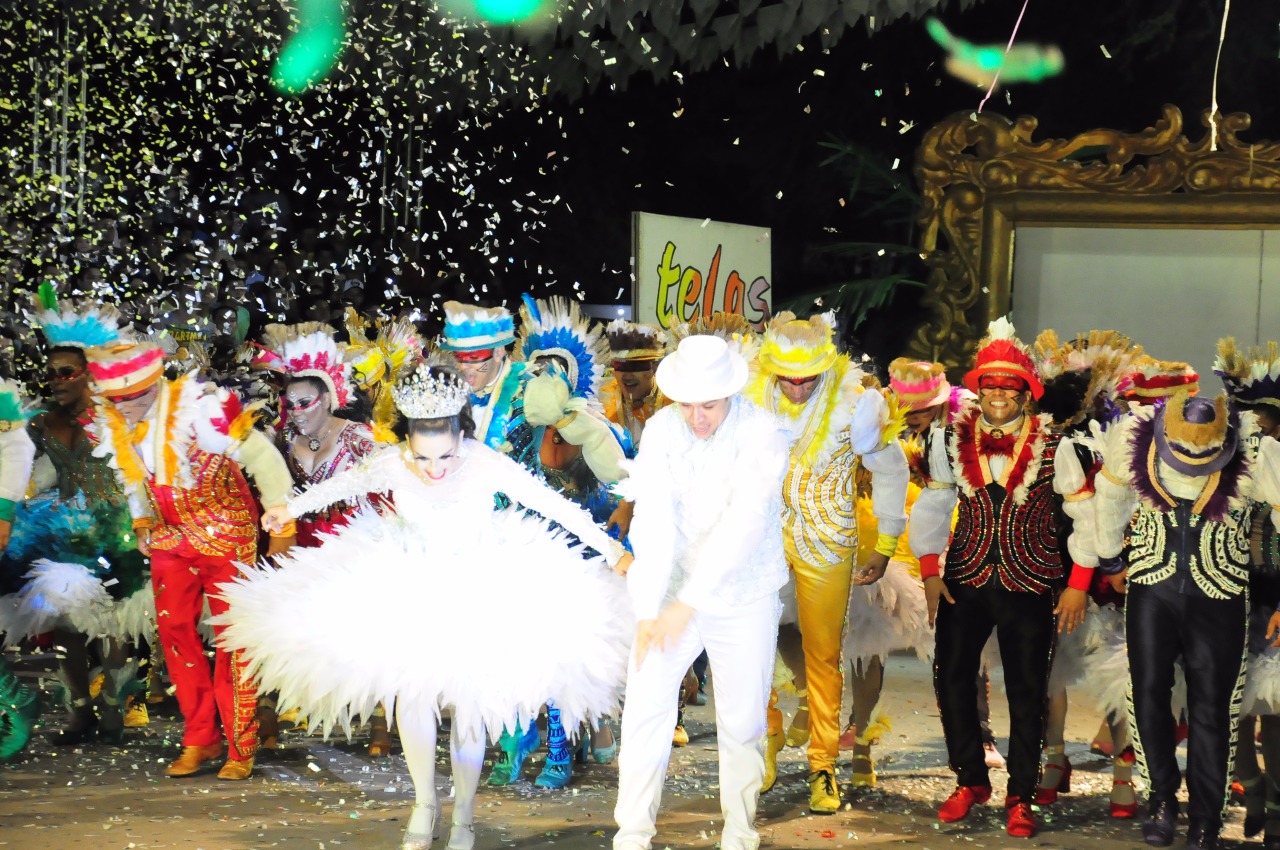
[613,593,781,850]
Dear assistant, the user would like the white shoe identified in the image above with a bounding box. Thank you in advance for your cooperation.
[446,821,475,850]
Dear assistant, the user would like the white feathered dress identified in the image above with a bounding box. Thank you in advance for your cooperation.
[215,440,632,742]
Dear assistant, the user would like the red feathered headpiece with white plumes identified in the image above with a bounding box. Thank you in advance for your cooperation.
[963,317,1044,400]
[254,323,351,411]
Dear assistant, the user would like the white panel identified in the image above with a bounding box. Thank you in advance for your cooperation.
[1260,231,1280,344]
[1010,227,1265,395]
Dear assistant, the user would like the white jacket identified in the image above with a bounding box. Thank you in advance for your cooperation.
[620,396,788,619]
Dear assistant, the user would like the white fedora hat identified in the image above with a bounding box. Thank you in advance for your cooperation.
[656,335,749,403]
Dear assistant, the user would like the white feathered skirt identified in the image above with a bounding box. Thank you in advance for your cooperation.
[842,560,931,668]
[215,507,633,743]
[1242,602,1280,717]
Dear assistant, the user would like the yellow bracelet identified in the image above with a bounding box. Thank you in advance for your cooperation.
[132,517,154,531]
[552,412,577,431]
[874,533,899,558]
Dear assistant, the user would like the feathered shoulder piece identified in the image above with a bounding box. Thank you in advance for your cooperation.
[515,294,608,400]
[1215,337,1280,408]
[28,283,126,349]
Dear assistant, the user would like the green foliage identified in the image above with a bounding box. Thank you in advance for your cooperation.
[792,140,926,328]
[779,275,926,330]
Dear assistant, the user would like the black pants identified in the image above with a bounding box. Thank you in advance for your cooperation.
[1126,581,1248,823]
[934,579,1056,800]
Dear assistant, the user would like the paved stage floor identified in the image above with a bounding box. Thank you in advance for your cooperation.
[0,651,1237,849]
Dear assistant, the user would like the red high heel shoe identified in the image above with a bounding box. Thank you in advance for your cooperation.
[1033,756,1072,804]
[1110,779,1138,817]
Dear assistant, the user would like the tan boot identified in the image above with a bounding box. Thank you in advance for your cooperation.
[165,743,224,777]
[217,757,254,781]
[367,707,392,757]
[123,696,150,728]
[256,705,279,750]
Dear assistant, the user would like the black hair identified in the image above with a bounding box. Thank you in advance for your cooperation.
[1035,369,1092,427]
[47,345,88,367]
[285,375,329,400]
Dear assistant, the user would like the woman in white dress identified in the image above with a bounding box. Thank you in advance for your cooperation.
[217,364,633,850]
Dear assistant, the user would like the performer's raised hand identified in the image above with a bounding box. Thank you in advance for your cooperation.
[924,575,954,627]
[261,505,293,534]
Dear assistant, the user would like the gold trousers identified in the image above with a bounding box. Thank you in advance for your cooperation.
[788,554,853,773]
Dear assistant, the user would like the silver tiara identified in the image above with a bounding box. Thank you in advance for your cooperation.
[391,364,470,419]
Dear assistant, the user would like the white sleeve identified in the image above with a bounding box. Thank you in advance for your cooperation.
[127,488,153,524]
[908,427,957,559]
[908,486,957,559]
[485,450,619,560]
[848,387,888,455]
[1093,470,1138,560]
[0,428,36,505]
[676,425,788,610]
[1054,437,1098,567]
[287,447,399,517]
[1252,436,1280,531]
[926,424,956,485]
[861,438,909,538]
[617,421,680,621]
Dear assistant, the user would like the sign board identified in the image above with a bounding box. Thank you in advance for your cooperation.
[632,212,772,331]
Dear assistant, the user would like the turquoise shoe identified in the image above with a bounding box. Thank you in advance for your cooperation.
[485,721,540,786]
[0,661,39,761]
[590,722,618,765]
[534,703,572,789]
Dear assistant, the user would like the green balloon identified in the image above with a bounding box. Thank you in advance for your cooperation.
[272,23,345,94]
[474,0,543,25]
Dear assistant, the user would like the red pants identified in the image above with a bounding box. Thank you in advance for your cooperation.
[151,541,258,759]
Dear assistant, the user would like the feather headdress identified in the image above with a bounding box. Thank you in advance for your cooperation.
[1215,337,1280,408]
[515,294,608,400]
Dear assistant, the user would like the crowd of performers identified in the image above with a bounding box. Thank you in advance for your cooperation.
[2,289,1280,850]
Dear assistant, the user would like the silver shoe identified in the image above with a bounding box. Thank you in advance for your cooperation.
[401,802,441,850]
[446,821,475,850]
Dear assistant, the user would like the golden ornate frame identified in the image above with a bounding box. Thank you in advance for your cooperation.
[907,105,1280,368]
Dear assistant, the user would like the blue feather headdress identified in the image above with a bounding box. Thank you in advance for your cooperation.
[440,301,516,352]
[30,282,125,350]
[516,294,608,400]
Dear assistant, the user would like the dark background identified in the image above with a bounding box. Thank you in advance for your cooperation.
[1,0,1276,365]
